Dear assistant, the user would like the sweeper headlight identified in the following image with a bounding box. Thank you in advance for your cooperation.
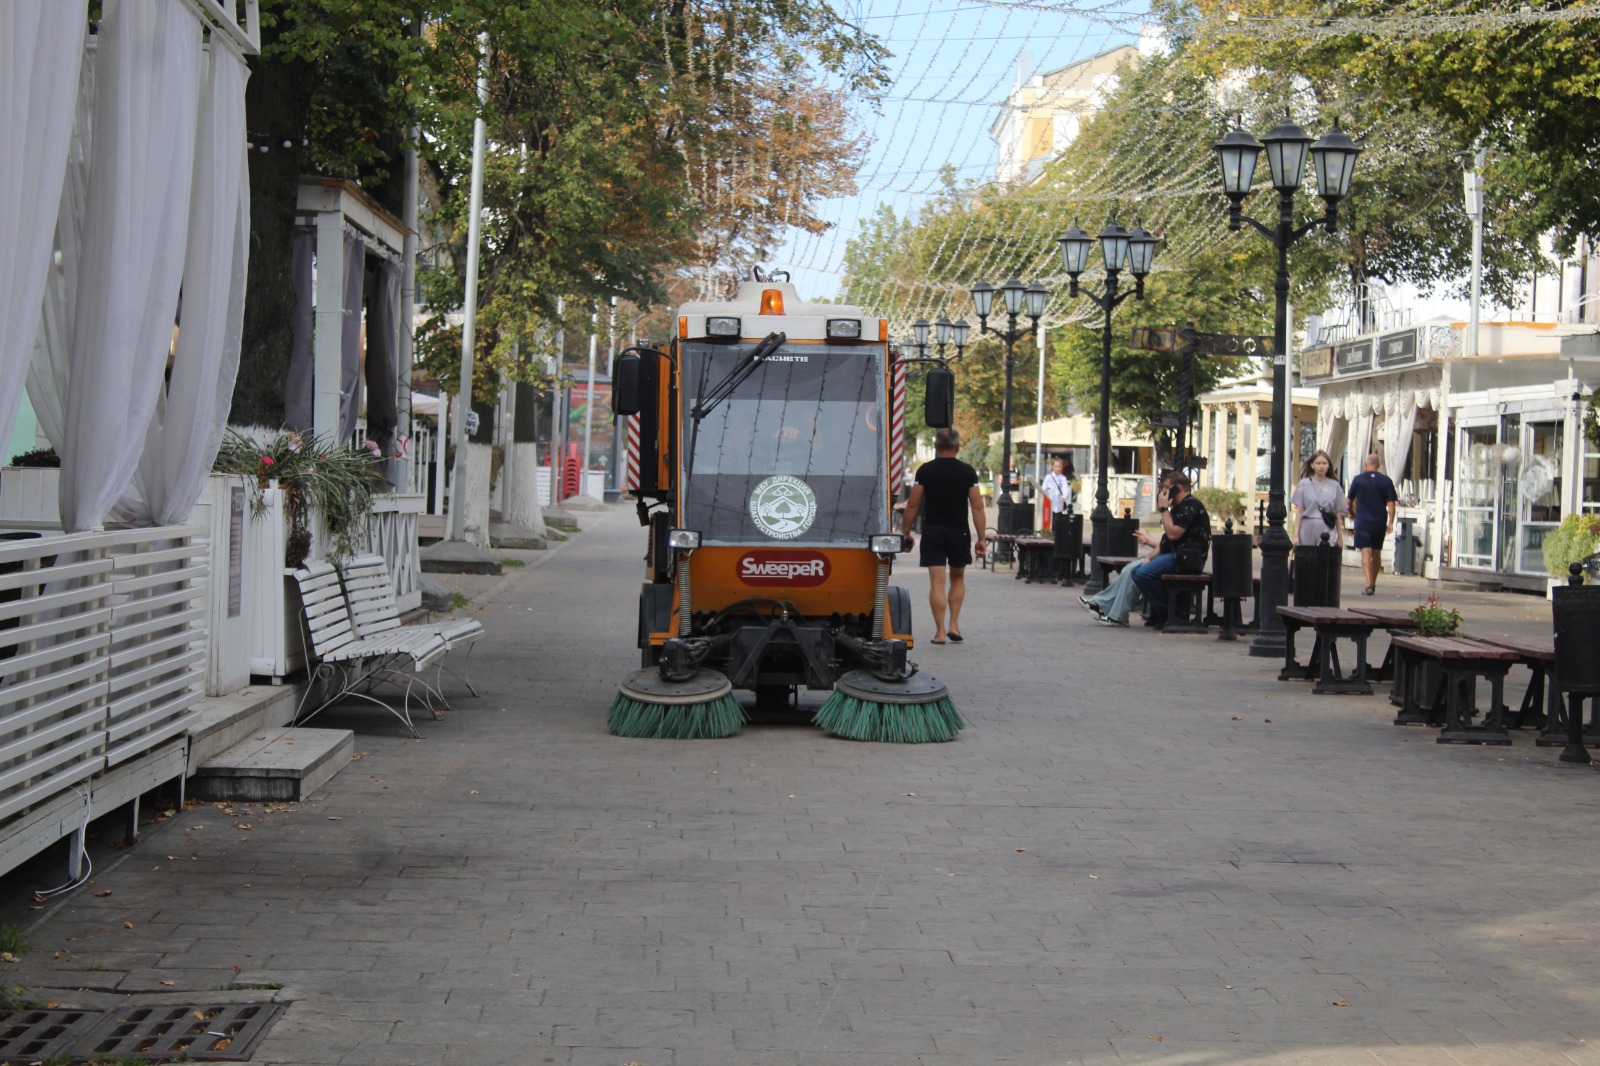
[826,318,863,339]
[705,317,741,338]
[667,529,701,551]
[870,534,903,554]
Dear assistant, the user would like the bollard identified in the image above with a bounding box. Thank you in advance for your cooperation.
[1552,562,1600,765]
[1210,519,1254,642]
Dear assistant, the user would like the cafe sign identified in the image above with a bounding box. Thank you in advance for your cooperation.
[1300,345,1334,380]
[1376,328,1419,369]
[1335,339,1373,375]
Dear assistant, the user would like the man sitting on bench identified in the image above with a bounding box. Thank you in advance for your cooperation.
[1131,471,1211,630]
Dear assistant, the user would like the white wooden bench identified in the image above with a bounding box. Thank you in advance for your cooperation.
[337,554,484,700]
[291,561,448,738]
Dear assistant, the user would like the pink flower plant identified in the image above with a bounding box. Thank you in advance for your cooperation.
[261,455,275,466]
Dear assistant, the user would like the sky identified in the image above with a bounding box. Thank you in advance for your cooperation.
[770,0,1471,326]
[773,0,1152,303]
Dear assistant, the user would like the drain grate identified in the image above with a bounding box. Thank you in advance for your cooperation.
[0,1008,103,1064]
[81,1002,286,1061]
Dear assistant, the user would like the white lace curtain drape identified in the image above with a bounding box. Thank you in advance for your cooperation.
[117,38,250,525]
[59,0,204,531]
[0,0,88,455]
[11,0,249,532]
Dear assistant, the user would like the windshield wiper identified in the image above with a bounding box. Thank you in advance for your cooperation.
[685,331,786,484]
[690,332,786,423]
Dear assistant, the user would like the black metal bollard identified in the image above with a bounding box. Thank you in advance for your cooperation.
[1293,532,1342,608]
[1210,519,1254,642]
[1552,562,1600,765]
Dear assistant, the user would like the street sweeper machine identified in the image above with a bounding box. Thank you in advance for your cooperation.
[608,275,964,742]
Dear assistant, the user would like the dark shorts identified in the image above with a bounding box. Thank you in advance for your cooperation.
[920,525,972,568]
[1354,527,1387,550]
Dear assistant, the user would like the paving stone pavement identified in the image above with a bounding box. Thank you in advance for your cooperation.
[6,503,1600,1066]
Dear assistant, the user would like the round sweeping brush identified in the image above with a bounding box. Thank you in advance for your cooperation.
[814,670,964,743]
[608,668,746,739]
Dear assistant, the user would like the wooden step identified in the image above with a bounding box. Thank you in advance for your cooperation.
[191,727,354,802]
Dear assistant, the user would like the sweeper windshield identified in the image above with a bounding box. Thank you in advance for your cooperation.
[680,340,889,546]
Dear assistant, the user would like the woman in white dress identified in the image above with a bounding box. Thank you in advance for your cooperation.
[1289,449,1348,546]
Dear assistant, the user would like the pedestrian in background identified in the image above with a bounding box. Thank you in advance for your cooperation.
[1290,449,1348,548]
[901,427,986,645]
[1040,458,1073,532]
[1347,453,1398,595]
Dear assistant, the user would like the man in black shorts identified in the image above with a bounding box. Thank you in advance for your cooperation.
[1347,453,1398,595]
[901,428,987,644]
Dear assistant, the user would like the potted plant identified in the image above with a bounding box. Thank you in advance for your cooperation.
[213,429,384,567]
[1540,511,1600,587]
[1409,596,1462,636]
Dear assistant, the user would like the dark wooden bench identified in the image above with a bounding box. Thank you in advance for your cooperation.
[1159,572,1211,633]
[1389,634,1520,744]
[1013,536,1057,584]
[982,532,1018,571]
[1094,555,1138,583]
[1461,635,1600,745]
[1276,606,1381,694]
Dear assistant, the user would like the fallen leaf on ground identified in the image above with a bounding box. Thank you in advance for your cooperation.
[123,922,133,929]
[95,890,112,897]
[1332,1000,1348,1007]
[1015,848,1026,853]
[161,979,175,986]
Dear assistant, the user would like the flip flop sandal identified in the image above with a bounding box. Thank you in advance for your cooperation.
[946,633,964,642]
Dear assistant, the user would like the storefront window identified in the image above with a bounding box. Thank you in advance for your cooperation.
[1518,421,1563,571]
[1456,425,1497,568]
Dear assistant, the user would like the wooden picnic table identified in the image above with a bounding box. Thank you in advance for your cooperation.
[1389,634,1521,744]
[1276,605,1405,695]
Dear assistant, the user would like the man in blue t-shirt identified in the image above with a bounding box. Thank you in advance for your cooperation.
[901,428,987,645]
[1347,453,1398,595]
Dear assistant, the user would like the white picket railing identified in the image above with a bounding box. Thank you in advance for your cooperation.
[0,524,206,878]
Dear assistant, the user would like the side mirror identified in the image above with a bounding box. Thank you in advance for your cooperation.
[924,363,954,428]
[613,350,641,416]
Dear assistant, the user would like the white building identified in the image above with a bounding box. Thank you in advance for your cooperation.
[990,45,1140,187]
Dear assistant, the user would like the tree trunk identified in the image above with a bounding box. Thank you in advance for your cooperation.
[231,45,315,428]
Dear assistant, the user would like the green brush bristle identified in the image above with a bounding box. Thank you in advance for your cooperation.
[607,692,747,739]
[813,692,965,743]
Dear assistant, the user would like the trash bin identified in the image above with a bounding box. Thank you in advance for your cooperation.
[1293,534,1341,608]
[1053,511,1083,582]
[1106,515,1137,557]
[1551,565,1600,762]
[1210,523,1254,640]
[1394,516,1418,576]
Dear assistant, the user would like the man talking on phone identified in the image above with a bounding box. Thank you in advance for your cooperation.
[1130,471,1211,630]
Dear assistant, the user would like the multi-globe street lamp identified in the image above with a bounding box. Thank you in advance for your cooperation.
[969,278,1048,536]
[1057,221,1160,594]
[908,316,971,361]
[1213,111,1361,656]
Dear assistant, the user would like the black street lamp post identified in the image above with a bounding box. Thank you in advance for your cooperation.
[1058,221,1160,594]
[1213,112,1361,656]
[970,278,1048,536]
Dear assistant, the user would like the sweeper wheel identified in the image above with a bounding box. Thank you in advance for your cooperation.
[608,668,747,739]
[814,669,964,743]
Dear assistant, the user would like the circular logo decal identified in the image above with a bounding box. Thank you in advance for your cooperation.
[748,475,818,540]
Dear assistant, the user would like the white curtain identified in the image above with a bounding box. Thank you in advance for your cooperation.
[116,40,250,525]
[0,1,88,455]
[338,231,366,443]
[59,0,203,531]
[1345,400,1375,487]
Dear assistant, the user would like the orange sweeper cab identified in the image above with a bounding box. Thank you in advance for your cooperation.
[608,275,963,742]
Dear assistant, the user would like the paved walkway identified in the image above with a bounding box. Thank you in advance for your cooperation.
[6,504,1599,1066]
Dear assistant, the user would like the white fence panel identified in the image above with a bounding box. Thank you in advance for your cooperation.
[0,531,112,827]
[106,525,208,767]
